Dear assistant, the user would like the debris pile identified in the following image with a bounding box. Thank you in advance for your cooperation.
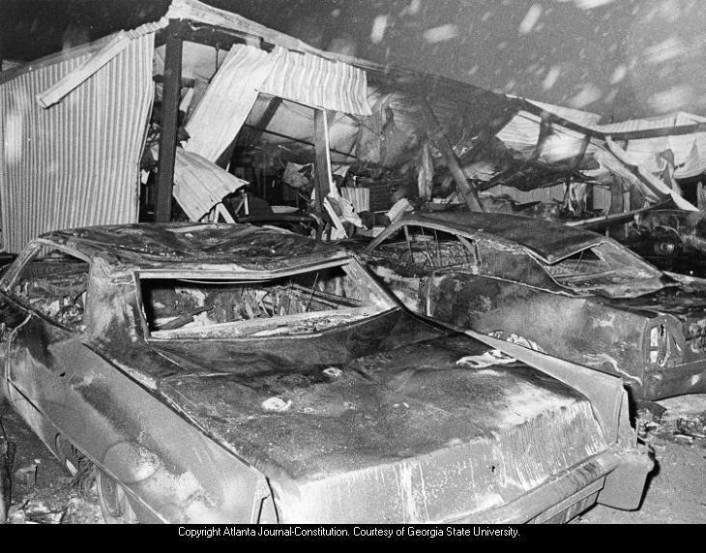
[0,411,103,525]
[5,461,103,524]
[637,401,706,446]
[7,485,103,524]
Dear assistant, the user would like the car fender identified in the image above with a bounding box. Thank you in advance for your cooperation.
[4,336,271,523]
[463,328,652,511]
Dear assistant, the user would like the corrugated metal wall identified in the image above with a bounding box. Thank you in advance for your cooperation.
[185,43,371,163]
[263,46,371,116]
[0,34,154,253]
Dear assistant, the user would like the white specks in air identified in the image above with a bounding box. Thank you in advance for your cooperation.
[644,37,687,64]
[370,15,388,44]
[423,24,459,44]
[518,4,543,35]
[568,0,616,9]
[648,85,695,112]
[503,79,517,92]
[344,1,703,116]
[542,66,561,90]
[567,83,603,108]
[609,65,627,84]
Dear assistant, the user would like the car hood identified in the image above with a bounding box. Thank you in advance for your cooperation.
[154,334,609,522]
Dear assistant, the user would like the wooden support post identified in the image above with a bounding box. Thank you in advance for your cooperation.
[313,109,334,215]
[155,20,183,222]
[420,100,484,212]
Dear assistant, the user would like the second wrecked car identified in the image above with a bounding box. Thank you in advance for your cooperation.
[362,210,706,403]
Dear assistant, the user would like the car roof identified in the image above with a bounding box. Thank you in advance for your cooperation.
[38,223,347,272]
[392,210,606,264]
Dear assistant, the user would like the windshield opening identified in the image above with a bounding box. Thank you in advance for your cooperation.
[543,241,665,294]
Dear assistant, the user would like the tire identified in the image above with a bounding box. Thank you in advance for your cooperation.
[96,470,138,524]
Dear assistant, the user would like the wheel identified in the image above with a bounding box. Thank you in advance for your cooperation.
[54,434,95,493]
[96,470,137,524]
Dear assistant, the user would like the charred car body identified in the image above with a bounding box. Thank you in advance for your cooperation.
[362,211,706,403]
[0,223,650,523]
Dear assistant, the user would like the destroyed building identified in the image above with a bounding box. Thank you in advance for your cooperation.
[2,0,706,253]
[0,0,705,528]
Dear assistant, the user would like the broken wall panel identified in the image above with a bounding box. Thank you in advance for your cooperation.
[173,148,248,221]
[0,34,154,253]
[184,43,371,163]
[184,44,273,161]
[262,47,371,116]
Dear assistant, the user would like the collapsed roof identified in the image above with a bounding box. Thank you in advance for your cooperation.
[1,0,705,253]
[494,100,705,211]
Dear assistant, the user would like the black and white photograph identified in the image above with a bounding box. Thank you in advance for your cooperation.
[0,0,703,534]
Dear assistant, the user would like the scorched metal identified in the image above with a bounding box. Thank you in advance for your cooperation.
[0,223,649,523]
[362,210,706,403]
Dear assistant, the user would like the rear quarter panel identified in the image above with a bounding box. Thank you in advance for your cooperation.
[3,317,268,523]
[426,273,651,397]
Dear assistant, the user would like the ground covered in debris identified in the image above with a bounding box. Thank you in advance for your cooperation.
[579,394,706,524]
[0,401,103,524]
[1,395,704,524]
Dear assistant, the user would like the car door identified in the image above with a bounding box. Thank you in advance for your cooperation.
[1,244,90,446]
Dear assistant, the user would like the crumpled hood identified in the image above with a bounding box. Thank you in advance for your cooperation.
[155,335,609,522]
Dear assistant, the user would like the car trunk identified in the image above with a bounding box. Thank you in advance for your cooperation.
[155,335,609,523]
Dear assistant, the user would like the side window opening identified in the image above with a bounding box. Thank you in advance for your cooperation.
[13,246,89,331]
[375,226,478,276]
[476,239,552,288]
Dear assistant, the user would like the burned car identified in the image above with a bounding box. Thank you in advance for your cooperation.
[0,223,649,523]
[362,211,706,403]
[620,209,706,277]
